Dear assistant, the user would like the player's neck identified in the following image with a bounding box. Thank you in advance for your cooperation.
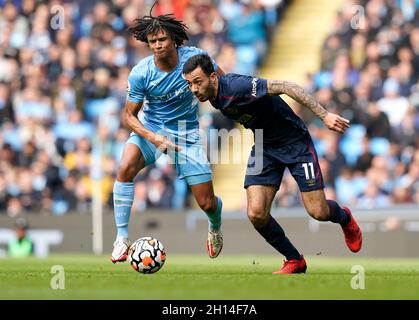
[154,48,179,72]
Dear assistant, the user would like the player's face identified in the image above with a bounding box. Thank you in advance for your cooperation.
[184,67,217,102]
[147,29,176,59]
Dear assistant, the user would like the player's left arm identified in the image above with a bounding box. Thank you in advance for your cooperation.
[267,80,350,134]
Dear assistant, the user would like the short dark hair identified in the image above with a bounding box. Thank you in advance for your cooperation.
[128,3,189,47]
[182,54,215,77]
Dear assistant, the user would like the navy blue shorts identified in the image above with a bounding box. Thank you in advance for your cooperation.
[244,133,324,192]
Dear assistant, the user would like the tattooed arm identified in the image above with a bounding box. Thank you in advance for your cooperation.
[267,79,350,134]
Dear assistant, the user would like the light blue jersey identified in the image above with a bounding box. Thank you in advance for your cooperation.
[125,46,217,184]
[127,46,217,133]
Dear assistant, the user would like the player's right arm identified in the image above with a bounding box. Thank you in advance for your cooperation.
[121,100,180,152]
[125,65,180,151]
[267,79,350,134]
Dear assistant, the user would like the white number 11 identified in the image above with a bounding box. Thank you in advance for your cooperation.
[302,162,315,180]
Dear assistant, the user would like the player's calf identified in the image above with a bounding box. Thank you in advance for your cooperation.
[306,205,330,221]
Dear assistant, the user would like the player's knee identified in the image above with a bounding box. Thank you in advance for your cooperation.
[117,162,138,182]
[307,205,328,221]
[198,196,215,213]
[247,208,267,228]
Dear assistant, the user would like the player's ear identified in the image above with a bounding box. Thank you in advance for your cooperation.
[210,72,217,83]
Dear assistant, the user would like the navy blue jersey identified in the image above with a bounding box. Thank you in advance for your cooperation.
[212,74,308,145]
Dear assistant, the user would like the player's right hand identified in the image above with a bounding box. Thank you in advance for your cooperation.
[151,134,182,153]
[323,112,350,134]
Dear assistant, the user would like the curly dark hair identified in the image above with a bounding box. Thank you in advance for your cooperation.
[127,2,189,47]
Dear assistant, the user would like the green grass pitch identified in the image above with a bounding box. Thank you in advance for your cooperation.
[1,254,419,300]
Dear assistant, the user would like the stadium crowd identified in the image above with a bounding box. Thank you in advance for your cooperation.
[274,0,419,209]
[0,0,286,216]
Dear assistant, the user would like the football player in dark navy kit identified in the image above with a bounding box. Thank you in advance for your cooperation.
[183,54,363,274]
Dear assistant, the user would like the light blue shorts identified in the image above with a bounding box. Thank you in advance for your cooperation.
[126,122,212,186]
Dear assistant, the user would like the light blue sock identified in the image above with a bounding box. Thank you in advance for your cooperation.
[113,181,134,238]
[206,197,222,232]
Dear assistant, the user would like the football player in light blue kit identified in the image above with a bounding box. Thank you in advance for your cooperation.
[111,10,225,263]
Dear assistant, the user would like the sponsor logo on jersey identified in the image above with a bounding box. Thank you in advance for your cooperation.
[251,78,258,98]
[151,84,190,102]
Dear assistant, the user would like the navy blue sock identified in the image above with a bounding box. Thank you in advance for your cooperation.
[327,200,350,226]
[254,215,301,261]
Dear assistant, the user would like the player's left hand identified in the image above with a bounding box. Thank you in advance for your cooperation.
[323,112,350,134]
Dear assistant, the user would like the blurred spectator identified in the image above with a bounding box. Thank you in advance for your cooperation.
[273,172,301,208]
[0,83,14,124]
[377,78,410,128]
[155,0,189,20]
[52,171,78,214]
[0,2,29,50]
[0,174,8,211]
[354,138,374,173]
[7,216,33,258]
[322,134,347,187]
[363,102,392,139]
[227,1,268,74]
[17,141,37,167]
[357,182,392,209]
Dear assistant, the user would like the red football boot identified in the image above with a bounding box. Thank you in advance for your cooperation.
[341,207,363,253]
[272,255,307,274]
